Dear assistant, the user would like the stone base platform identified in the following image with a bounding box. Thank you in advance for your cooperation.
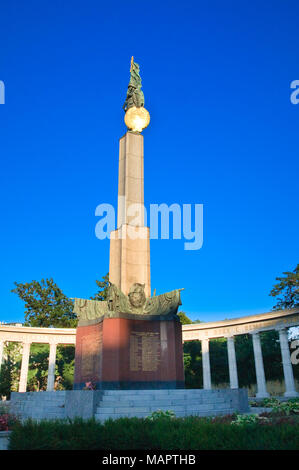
[95,389,249,421]
[10,388,249,422]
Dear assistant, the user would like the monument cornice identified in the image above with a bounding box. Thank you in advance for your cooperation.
[182,308,299,341]
[0,325,76,345]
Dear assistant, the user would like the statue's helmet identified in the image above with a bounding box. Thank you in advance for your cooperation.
[128,283,146,308]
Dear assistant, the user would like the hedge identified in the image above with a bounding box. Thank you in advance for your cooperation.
[8,416,299,450]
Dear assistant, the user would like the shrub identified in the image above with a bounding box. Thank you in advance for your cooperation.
[146,410,176,421]
[231,414,259,426]
[261,398,280,408]
[271,400,299,416]
[0,406,19,431]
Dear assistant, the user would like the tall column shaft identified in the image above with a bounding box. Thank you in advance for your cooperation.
[117,131,144,227]
[278,328,299,398]
[251,332,269,398]
[201,338,212,390]
[109,131,151,297]
[47,342,57,392]
[19,342,31,393]
[227,336,239,389]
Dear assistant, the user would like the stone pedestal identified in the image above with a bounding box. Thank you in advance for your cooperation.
[73,315,185,390]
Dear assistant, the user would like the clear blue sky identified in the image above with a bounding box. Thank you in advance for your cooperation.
[0,0,298,323]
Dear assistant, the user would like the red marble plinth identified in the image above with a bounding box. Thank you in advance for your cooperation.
[74,317,185,389]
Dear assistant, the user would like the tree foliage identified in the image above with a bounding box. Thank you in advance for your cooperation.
[183,341,203,388]
[11,278,77,328]
[90,273,110,301]
[270,264,299,310]
[0,343,22,399]
[26,344,75,392]
[178,311,193,325]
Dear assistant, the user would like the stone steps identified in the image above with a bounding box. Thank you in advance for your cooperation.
[95,389,247,422]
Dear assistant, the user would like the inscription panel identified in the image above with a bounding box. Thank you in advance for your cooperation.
[81,330,102,380]
[129,331,160,372]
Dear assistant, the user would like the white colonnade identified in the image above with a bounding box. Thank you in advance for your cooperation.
[0,309,299,397]
[0,326,76,393]
[184,309,299,398]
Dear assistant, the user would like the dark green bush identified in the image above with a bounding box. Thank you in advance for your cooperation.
[8,416,299,450]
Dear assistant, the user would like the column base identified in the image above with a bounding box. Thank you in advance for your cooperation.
[255,392,270,399]
[284,391,299,398]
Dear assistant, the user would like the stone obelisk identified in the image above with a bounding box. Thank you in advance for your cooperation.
[109,132,151,297]
[73,58,184,391]
[109,57,151,297]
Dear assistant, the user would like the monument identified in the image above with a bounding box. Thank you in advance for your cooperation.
[9,58,250,421]
[73,57,185,390]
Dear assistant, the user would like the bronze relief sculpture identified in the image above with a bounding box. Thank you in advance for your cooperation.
[74,282,184,323]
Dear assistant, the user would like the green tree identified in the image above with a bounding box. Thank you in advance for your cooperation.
[25,344,75,392]
[270,264,299,310]
[234,334,256,387]
[27,344,49,391]
[56,346,75,390]
[178,311,193,325]
[91,273,110,301]
[183,341,203,388]
[0,343,22,399]
[210,338,229,385]
[11,278,77,328]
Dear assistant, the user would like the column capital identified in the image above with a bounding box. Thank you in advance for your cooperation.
[250,331,260,336]
[276,326,288,333]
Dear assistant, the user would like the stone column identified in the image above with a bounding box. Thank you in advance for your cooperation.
[19,342,31,393]
[251,332,269,398]
[278,328,299,398]
[0,340,4,372]
[227,336,239,389]
[47,342,57,392]
[201,338,212,390]
[109,131,151,297]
